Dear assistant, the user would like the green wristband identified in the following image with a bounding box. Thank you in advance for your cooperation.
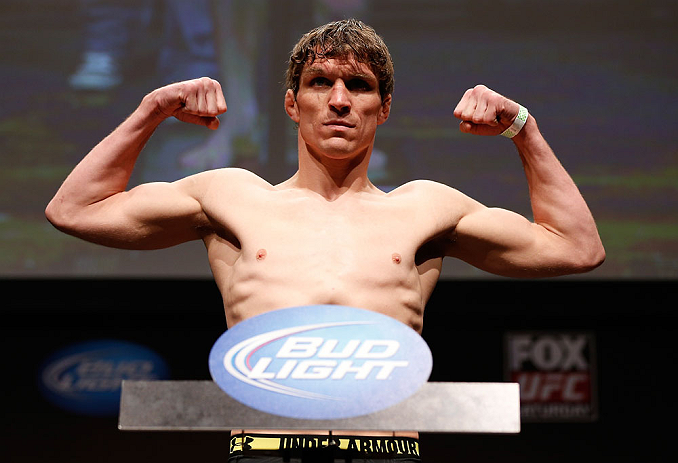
[501,104,529,138]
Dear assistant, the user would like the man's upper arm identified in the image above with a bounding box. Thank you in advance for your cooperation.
[48,172,213,250]
[412,181,587,277]
[447,205,591,277]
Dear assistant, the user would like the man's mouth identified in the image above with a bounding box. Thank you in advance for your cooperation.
[323,120,355,128]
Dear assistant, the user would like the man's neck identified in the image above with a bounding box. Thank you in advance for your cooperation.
[285,142,380,201]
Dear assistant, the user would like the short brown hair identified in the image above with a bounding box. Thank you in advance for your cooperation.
[286,19,394,101]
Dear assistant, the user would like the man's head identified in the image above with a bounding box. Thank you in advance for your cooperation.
[286,19,394,102]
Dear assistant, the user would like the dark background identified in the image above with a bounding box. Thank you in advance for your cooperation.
[3,279,675,462]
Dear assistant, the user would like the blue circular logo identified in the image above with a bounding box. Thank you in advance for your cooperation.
[209,305,432,419]
[39,340,170,416]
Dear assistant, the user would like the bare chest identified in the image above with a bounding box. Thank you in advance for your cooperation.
[237,199,422,280]
[203,193,439,326]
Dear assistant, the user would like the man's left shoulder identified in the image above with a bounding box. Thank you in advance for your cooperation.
[389,179,463,199]
[387,180,478,223]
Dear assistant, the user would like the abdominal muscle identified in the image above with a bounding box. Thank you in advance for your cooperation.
[207,215,435,440]
[216,258,426,439]
[216,243,428,331]
[224,274,423,438]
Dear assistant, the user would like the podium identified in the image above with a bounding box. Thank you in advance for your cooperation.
[119,381,520,433]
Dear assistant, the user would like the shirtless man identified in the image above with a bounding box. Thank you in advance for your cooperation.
[46,19,604,463]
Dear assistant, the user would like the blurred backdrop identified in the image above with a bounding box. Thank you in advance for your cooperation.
[1,0,676,279]
[1,1,676,462]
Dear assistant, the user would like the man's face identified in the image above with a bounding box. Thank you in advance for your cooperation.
[285,56,391,160]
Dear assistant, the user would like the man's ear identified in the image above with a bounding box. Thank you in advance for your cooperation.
[284,89,300,123]
[377,94,392,125]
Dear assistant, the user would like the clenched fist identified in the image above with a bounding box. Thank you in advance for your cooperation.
[453,85,522,137]
[147,77,227,130]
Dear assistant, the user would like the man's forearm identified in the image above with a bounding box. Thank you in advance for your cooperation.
[45,95,165,223]
[512,116,605,267]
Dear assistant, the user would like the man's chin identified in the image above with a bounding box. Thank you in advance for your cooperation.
[309,140,362,159]
[319,147,368,162]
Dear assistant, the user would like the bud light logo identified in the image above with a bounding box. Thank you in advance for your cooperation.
[209,305,432,419]
[39,340,170,416]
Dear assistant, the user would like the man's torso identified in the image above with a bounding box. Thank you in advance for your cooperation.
[192,168,464,332]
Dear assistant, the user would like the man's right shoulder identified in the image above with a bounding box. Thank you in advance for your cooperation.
[173,168,274,208]
[190,167,273,190]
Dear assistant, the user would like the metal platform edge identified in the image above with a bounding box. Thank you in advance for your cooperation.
[119,381,520,434]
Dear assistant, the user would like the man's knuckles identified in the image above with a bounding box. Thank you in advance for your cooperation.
[179,78,225,113]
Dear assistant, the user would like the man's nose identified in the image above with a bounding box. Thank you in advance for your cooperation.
[328,81,351,115]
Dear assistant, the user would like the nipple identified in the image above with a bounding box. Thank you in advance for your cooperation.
[256,249,267,261]
[392,253,402,264]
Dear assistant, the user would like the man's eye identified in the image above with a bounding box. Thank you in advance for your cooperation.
[346,79,372,91]
[311,77,331,87]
